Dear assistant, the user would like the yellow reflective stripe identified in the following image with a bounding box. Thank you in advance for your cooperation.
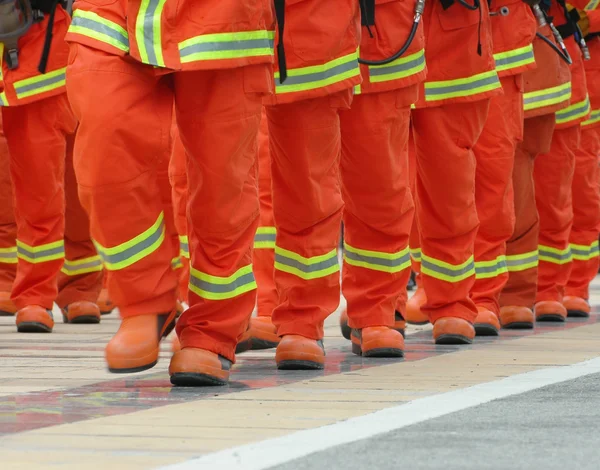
[61,255,103,276]
[254,226,276,249]
[189,264,256,300]
[274,246,339,280]
[369,49,426,83]
[424,70,501,101]
[17,239,65,263]
[493,44,535,73]
[344,243,410,274]
[179,235,189,259]
[505,250,539,272]
[0,246,17,264]
[0,91,7,106]
[421,253,475,283]
[275,51,360,94]
[69,10,129,52]
[13,67,66,100]
[475,255,508,280]
[570,241,600,261]
[354,84,362,95]
[410,248,422,262]
[179,30,274,63]
[171,256,183,270]
[581,109,600,127]
[523,82,572,111]
[585,0,600,10]
[555,95,591,125]
[538,244,572,264]
[135,0,168,67]
[94,212,165,271]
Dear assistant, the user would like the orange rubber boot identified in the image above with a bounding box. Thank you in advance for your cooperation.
[405,285,429,325]
[350,327,404,358]
[339,308,406,339]
[106,310,177,373]
[562,296,591,318]
[499,305,535,329]
[0,292,17,316]
[97,288,114,315]
[62,301,101,324]
[473,306,501,337]
[171,334,181,353]
[248,316,280,350]
[170,348,232,386]
[276,335,326,370]
[16,305,54,333]
[534,300,567,322]
[433,317,475,345]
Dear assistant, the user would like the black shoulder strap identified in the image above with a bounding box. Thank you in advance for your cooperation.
[274,0,287,84]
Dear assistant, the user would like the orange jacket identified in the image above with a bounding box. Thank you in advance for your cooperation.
[66,0,275,72]
[356,0,427,96]
[265,0,361,104]
[490,0,537,77]
[415,0,502,108]
[581,36,600,127]
[0,7,70,107]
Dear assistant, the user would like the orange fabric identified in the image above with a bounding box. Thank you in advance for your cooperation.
[254,110,278,318]
[266,0,360,105]
[534,125,581,303]
[501,113,556,308]
[566,127,600,299]
[0,8,70,106]
[0,118,17,293]
[67,44,265,362]
[413,100,490,324]
[267,91,351,339]
[340,90,414,329]
[2,93,76,310]
[589,9,600,32]
[471,76,523,316]
[415,0,500,108]
[408,130,421,274]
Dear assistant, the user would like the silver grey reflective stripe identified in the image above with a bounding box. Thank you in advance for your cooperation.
[97,223,163,264]
[180,38,274,60]
[506,252,538,269]
[421,258,475,278]
[539,247,571,262]
[17,245,64,260]
[426,74,499,97]
[180,240,189,253]
[14,72,65,95]
[277,60,357,87]
[275,253,338,273]
[369,53,425,77]
[70,16,129,49]
[0,251,16,261]
[190,272,255,294]
[571,245,599,257]
[254,233,276,243]
[142,0,161,65]
[495,49,535,69]
[475,259,507,276]
[344,250,410,269]
[524,87,571,107]
[62,259,103,273]
[557,99,590,120]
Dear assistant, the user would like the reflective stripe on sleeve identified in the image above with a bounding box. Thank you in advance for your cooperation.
[69,10,129,53]
[13,67,66,100]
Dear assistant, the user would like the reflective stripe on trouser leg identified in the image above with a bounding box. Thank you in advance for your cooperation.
[0,246,17,264]
[61,255,103,276]
[254,226,276,249]
[179,235,189,258]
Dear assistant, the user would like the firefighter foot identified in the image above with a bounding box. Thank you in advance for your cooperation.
[62,301,101,324]
[97,288,114,315]
[16,305,54,333]
[169,348,231,386]
[535,301,567,322]
[249,316,280,350]
[0,292,16,316]
[276,335,325,370]
[340,309,406,339]
[499,306,535,329]
[106,310,177,373]
[235,328,253,354]
[563,296,591,318]
[433,317,475,345]
[474,307,500,336]
[406,287,429,325]
[351,327,404,358]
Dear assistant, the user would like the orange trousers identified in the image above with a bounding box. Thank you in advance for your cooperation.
[411,101,489,324]
[67,45,263,361]
[565,127,600,299]
[534,125,581,303]
[471,76,523,315]
[0,94,96,310]
[500,113,556,308]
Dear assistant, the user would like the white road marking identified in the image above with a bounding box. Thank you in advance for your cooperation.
[160,356,600,470]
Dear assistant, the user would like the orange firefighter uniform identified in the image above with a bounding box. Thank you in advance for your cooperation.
[409,0,502,343]
[65,0,274,385]
[533,0,590,322]
[499,21,572,326]
[469,0,537,335]
[0,6,93,331]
